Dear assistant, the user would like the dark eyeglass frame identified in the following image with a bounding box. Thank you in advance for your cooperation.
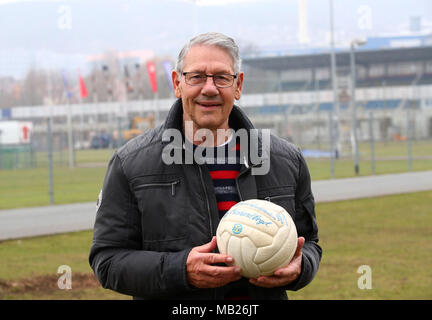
[182,72,238,88]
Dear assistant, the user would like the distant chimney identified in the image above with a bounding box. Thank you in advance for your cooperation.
[410,16,422,33]
[298,0,310,44]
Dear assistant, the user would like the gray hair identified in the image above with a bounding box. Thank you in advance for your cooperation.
[175,32,242,75]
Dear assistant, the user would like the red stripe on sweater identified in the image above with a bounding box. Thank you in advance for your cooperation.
[217,201,238,211]
[209,170,240,180]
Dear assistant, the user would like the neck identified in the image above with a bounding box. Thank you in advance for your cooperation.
[183,121,232,147]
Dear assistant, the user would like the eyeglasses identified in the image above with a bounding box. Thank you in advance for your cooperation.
[182,72,237,88]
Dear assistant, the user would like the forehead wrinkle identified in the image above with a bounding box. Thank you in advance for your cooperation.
[183,45,234,74]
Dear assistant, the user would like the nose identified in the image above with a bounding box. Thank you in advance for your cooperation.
[201,76,219,96]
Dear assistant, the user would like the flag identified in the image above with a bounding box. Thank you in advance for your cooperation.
[79,72,88,98]
[162,60,174,91]
[146,61,158,93]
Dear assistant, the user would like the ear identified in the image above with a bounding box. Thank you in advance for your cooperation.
[172,70,182,98]
[234,72,244,100]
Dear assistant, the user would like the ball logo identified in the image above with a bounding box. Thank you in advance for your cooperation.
[232,223,243,235]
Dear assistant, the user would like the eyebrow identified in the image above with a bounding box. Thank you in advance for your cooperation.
[185,70,234,75]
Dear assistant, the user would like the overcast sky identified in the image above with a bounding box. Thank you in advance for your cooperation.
[1,0,431,78]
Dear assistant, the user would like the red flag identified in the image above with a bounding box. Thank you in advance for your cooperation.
[79,72,88,98]
[146,61,158,93]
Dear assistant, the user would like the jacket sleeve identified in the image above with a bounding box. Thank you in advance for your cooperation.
[285,151,322,291]
[88,152,193,298]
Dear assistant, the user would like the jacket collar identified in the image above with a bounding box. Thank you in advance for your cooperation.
[162,98,255,132]
[161,98,268,167]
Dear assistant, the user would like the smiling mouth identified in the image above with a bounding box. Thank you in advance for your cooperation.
[196,102,222,108]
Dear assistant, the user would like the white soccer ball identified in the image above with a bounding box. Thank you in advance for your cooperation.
[216,199,298,278]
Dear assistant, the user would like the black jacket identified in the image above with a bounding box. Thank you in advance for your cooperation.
[89,99,322,300]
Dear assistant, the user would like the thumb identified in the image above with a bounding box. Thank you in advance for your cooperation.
[294,237,305,257]
[195,236,217,253]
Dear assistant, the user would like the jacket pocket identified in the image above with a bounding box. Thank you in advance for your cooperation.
[135,180,180,196]
[257,186,296,220]
[263,194,294,202]
[132,174,189,246]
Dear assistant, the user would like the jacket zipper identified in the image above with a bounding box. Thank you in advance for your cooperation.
[198,165,214,236]
[135,180,179,196]
[264,194,294,202]
[197,164,218,299]
[235,168,251,202]
[235,158,258,201]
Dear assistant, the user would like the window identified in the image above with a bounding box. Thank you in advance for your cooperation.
[368,64,385,78]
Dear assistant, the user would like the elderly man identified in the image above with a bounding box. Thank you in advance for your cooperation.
[89,32,321,300]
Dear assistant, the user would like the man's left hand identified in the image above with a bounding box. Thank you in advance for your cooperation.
[249,237,305,288]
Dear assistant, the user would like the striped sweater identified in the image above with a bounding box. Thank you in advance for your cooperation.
[195,138,241,220]
[196,138,249,299]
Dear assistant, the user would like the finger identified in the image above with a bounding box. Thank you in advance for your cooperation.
[195,270,242,288]
[199,264,242,278]
[189,264,242,288]
[273,262,299,278]
[249,276,284,288]
[296,237,305,254]
[195,236,217,253]
[202,253,235,265]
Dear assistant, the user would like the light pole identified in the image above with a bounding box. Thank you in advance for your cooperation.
[350,38,366,175]
[329,0,338,178]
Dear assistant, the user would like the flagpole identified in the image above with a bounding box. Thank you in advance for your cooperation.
[78,70,87,150]
[154,92,159,126]
[66,96,75,169]
[62,70,75,169]
[146,61,158,126]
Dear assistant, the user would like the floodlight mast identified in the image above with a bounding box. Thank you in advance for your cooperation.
[329,0,338,178]
[350,38,367,175]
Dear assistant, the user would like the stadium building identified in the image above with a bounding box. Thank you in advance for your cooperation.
[240,39,432,146]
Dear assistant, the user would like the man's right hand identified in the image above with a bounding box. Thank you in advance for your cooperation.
[186,236,242,288]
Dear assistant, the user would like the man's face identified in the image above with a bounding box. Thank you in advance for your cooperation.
[172,45,244,133]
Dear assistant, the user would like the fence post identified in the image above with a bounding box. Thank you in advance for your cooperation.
[0,130,2,169]
[369,112,375,175]
[407,107,413,171]
[329,111,335,179]
[47,117,54,205]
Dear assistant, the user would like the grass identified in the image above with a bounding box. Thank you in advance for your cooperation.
[303,139,432,180]
[0,230,129,300]
[0,166,107,210]
[1,190,431,299]
[356,140,432,158]
[0,149,113,210]
[289,190,432,300]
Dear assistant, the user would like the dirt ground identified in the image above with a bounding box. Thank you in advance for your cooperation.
[0,272,100,296]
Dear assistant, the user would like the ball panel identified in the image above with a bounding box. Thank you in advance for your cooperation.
[280,222,299,264]
[258,226,298,274]
[226,235,242,258]
[217,230,231,255]
[254,225,290,264]
[226,235,245,271]
[239,236,260,278]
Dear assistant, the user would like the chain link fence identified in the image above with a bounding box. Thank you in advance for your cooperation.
[1,93,432,208]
